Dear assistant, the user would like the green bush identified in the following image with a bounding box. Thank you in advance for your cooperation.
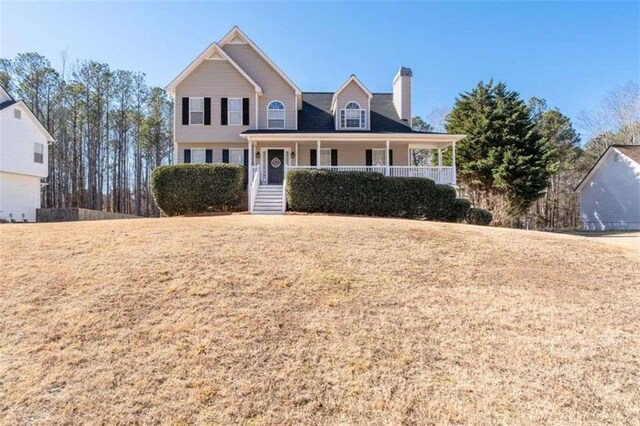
[466,207,493,226]
[151,164,245,216]
[286,169,471,221]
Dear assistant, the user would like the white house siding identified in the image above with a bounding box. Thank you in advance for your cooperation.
[579,150,640,230]
[0,172,41,222]
[335,81,371,131]
[175,60,256,143]
[222,44,297,130]
[0,104,49,178]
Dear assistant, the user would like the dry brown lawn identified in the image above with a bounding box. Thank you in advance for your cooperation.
[1,215,639,425]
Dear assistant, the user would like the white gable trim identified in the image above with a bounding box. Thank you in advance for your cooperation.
[574,146,639,192]
[219,26,302,96]
[331,75,373,113]
[0,101,55,142]
[0,86,14,103]
[166,42,263,97]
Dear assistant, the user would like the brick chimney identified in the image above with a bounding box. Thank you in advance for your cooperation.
[392,67,412,122]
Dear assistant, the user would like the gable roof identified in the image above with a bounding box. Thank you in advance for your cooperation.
[331,75,373,112]
[575,144,640,192]
[244,92,436,134]
[165,42,262,97]
[0,99,55,141]
[219,26,302,96]
[615,145,640,164]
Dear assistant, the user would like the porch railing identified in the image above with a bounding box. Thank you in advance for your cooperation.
[285,165,455,185]
[249,165,260,212]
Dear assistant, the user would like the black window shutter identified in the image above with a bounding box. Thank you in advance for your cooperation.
[184,149,191,163]
[310,149,317,166]
[182,98,189,125]
[204,98,211,125]
[331,149,338,166]
[242,98,250,126]
[221,98,228,125]
[365,149,372,166]
[243,149,249,167]
[205,149,213,163]
[222,149,229,163]
[389,149,393,166]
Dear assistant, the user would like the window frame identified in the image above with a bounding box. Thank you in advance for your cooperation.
[372,148,386,166]
[191,148,206,164]
[267,100,286,129]
[189,97,204,125]
[229,148,244,165]
[319,148,332,166]
[34,142,44,164]
[228,98,243,126]
[340,101,366,129]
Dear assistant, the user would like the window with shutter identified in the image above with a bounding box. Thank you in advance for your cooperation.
[191,148,206,163]
[229,149,244,165]
[228,98,242,125]
[190,98,204,125]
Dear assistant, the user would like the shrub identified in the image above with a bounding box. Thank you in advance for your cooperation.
[286,169,471,222]
[151,164,245,216]
[466,207,493,226]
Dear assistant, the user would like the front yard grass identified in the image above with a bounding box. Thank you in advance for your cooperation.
[1,215,638,424]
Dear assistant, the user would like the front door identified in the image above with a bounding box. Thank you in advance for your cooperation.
[267,149,285,184]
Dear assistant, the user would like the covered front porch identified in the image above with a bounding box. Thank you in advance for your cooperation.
[242,133,464,213]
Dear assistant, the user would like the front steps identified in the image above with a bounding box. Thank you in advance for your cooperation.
[252,185,284,215]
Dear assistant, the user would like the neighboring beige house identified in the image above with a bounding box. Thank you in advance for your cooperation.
[166,26,464,214]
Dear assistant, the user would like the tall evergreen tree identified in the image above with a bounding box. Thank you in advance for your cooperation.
[446,81,555,220]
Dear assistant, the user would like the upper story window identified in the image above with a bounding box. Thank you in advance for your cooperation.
[340,101,366,129]
[267,101,285,129]
[190,98,204,125]
[228,98,242,125]
[34,143,44,164]
[14,109,21,119]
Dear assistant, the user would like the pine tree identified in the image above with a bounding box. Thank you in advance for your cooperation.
[446,81,555,220]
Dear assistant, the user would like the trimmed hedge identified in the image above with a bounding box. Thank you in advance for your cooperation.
[466,207,493,226]
[151,164,245,216]
[286,169,471,222]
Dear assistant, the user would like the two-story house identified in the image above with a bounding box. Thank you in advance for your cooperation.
[0,86,53,222]
[166,26,464,214]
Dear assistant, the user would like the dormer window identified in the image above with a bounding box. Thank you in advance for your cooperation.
[340,101,366,129]
[267,100,285,128]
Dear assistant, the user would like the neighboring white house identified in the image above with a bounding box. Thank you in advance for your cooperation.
[0,86,54,222]
[575,145,640,231]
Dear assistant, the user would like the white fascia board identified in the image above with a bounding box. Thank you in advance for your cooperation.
[241,132,465,143]
[1,101,55,141]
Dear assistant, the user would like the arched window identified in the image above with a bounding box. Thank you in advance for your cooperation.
[267,100,285,129]
[340,101,366,129]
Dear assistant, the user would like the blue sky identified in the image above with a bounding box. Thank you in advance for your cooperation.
[2,1,639,136]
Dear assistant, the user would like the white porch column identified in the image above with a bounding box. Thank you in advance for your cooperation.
[438,148,442,183]
[385,140,390,176]
[317,140,321,168]
[295,142,299,166]
[248,139,253,211]
[452,141,457,185]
